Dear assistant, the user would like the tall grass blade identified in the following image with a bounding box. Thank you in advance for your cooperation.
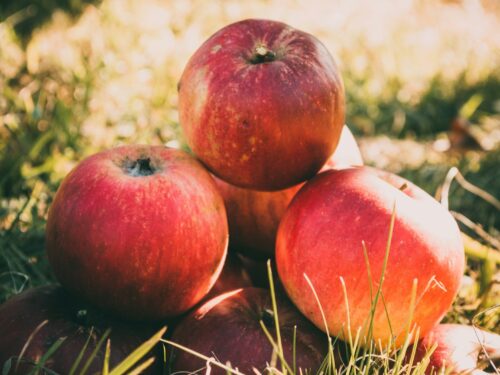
[78,328,110,375]
[68,327,94,375]
[102,339,111,375]
[303,273,336,372]
[267,260,286,375]
[109,326,165,375]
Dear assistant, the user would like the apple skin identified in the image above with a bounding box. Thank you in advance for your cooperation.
[411,324,500,374]
[179,18,345,191]
[214,125,363,260]
[169,287,329,374]
[46,145,228,321]
[276,167,465,347]
[203,253,253,301]
[0,286,161,374]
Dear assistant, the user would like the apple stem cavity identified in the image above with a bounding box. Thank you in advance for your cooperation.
[250,45,276,64]
[262,308,275,328]
[126,157,155,177]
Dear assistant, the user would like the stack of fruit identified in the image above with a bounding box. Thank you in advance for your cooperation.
[1,19,498,375]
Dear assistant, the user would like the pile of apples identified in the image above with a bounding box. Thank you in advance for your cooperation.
[1,19,498,375]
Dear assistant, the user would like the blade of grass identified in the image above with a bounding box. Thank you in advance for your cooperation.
[68,327,94,375]
[258,321,294,375]
[16,320,48,372]
[303,273,336,372]
[367,204,397,346]
[102,339,111,375]
[292,325,297,375]
[161,339,244,375]
[125,357,156,375]
[411,342,437,374]
[108,327,166,375]
[266,260,286,375]
[27,337,66,375]
[78,328,110,375]
[461,233,500,265]
[393,278,418,373]
[472,305,500,373]
[379,292,394,345]
[405,327,421,375]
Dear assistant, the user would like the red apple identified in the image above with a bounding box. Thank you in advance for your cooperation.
[179,18,345,191]
[276,167,465,346]
[169,287,329,374]
[46,145,228,321]
[411,324,500,374]
[0,286,161,374]
[214,125,363,259]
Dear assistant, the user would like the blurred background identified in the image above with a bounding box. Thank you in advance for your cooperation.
[0,0,499,326]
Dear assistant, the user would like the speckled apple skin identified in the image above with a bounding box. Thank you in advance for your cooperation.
[276,167,465,346]
[46,145,228,321]
[179,18,345,191]
[214,125,363,260]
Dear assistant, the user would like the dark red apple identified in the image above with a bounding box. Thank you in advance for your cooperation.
[276,167,465,346]
[46,145,228,321]
[204,253,253,301]
[238,255,274,289]
[179,18,345,191]
[411,324,500,374]
[169,287,329,374]
[0,286,161,374]
[214,125,363,259]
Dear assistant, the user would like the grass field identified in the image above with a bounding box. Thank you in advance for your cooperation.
[0,0,499,373]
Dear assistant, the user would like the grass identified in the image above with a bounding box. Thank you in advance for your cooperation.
[0,0,499,373]
[164,237,431,375]
[162,209,497,374]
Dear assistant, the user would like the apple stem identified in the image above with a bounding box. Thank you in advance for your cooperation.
[250,45,276,64]
[262,308,275,327]
[76,309,88,324]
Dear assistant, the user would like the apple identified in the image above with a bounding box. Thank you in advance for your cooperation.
[179,18,345,191]
[411,324,500,374]
[214,125,363,259]
[46,145,228,321]
[0,286,161,374]
[169,287,329,374]
[238,255,274,289]
[276,167,465,346]
[203,253,253,301]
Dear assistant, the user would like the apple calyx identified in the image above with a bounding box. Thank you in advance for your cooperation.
[126,157,156,177]
[250,45,277,64]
